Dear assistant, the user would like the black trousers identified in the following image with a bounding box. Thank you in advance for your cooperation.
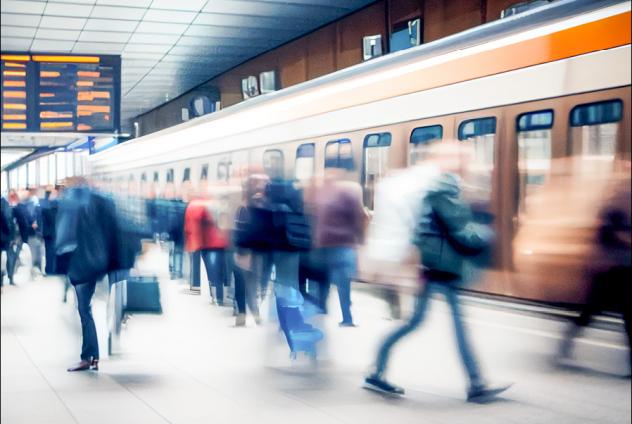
[44,237,56,275]
[574,266,632,366]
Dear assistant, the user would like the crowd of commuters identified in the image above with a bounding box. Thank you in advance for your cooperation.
[1,142,629,404]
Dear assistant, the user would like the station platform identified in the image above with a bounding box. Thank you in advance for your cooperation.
[2,265,630,424]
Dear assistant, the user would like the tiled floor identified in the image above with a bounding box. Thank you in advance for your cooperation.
[2,261,630,424]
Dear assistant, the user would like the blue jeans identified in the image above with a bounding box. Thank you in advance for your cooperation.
[272,251,299,290]
[375,280,482,386]
[253,251,273,297]
[201,249,227,304]
[75,281,99,361]
[169,243,183,278]
[324,247,356,324]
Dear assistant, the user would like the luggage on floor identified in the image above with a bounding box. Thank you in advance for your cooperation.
[274,285,323,359]
[125,275,162,313]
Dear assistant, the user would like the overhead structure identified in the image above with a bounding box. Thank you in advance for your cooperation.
[1,0,377,125]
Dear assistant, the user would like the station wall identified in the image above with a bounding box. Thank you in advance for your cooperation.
[134,0,528,136]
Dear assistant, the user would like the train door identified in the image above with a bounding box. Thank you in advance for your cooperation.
[361,132,391,211]
[450,108,505,287]
[499,86,630,303]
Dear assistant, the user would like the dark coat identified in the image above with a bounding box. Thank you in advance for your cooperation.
[62,191,142,285]
[414,173,493,279]
[40,196,58,240]
[55,186,91,257]
[1,197,16,251]
[13,203,30,243]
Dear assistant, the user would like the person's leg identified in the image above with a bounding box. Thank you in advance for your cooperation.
[272,251,299,290]
[255,251,273,299]
[233,264,247,315]
[75,281,99,361]
[206,249,226,304]
[328,247,356,325]
[5,244,16,285]
[190,250,201,290]
[442,284,483,387]
[174,244,183,279]
[244,269,260,321]
[374,285,432,377]
[44,237,56,275]
[560,272,608,358]
[28,236,43,275]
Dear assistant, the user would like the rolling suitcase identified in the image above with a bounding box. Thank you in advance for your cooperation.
[125,276,162,313]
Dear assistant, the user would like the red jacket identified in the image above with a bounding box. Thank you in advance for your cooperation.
[184,198,228,252]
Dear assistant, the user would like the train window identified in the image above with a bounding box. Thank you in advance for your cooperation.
[166,168,174,183]
[517,110,554,132]
[263,149,284,179]
[325,138,354,170]
[458,117,497,203]
[153,171,159,182]
[458,117,496,140]
[570,99,622,127]
[516,110,554,215]
[200,164,209,181]
[410,125,443,163]
[141,172,147,182]
[570,99,622,159]
[182,167,191,182]
[217,161,231,182]
[362,133,391,210]
[295,143,315,181]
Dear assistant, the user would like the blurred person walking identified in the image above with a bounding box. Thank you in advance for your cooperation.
[24,188,44,278]
[231,173,269,326]
[40,186,58,275]
[1,195,17,287]
[184,188,229,305]
[559,172,631,375]
[313,167,366,327]
[364,142,510,402]
[10,190,29,275]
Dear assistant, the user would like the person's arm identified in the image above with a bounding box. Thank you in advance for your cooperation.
[431,193,490,254]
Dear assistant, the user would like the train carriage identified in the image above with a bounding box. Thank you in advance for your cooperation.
[90,0,631,304]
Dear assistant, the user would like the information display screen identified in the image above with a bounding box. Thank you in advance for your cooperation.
[1,53,120,133]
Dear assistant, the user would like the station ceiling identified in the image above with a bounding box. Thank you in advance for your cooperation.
[1,0,377,127]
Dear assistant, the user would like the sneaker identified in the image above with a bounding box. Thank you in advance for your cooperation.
[339,321,357,328]
[363,375,405,396]
[467,383,512,402]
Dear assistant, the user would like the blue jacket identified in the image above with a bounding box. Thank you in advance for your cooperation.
[54,186,91,256]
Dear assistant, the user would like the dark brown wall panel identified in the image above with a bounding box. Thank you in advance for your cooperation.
[337,1,387,69]
[424,0,482,42]
[306,25,337,80]
[486,0,523,22]
[390,0,424,26]
[279,38,308,89]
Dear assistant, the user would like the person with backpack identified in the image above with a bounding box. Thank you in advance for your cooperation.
[364,141,511,402]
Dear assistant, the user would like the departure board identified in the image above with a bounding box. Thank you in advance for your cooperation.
[1,53,120,133]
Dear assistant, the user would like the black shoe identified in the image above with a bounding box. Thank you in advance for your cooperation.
[67,360,91,372]
[339,321,356,327]
[467,383,512,402]
[363,375,405,396]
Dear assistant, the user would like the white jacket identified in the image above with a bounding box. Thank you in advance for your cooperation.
[365,164,440,263]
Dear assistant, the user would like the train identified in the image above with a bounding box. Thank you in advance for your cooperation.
[89,0,631,305]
